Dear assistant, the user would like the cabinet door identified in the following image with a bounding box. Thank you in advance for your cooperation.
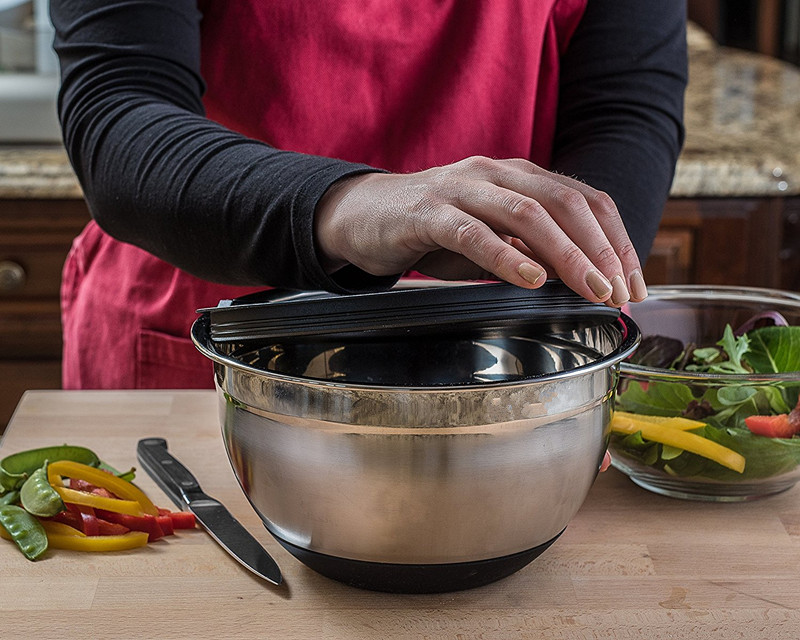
[644,229,694,285]
[0,199,90,432]
[0,200,90,359]
[644,198,784,288]
[781,198,800,291]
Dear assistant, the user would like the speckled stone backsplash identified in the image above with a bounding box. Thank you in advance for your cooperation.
[673,23,800,197]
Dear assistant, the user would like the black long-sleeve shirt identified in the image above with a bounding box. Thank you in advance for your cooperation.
[50,0,687,293]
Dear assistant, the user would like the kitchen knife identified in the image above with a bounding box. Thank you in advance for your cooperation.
[136,437,282,585]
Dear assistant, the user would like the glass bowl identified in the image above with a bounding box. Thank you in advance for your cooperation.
[610,285,800,501]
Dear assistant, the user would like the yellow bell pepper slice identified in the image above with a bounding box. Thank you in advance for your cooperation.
[47,460,159,517]
[50,486,145,517]
[40,520,149,551]
[613,411,707,431]
[611,413,746,473]
[39,520,86,537]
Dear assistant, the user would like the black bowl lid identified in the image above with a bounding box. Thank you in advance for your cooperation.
[199,280,620,343]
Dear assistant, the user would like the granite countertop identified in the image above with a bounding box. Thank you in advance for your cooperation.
[0,145,82,199]
[673,23,800,197]
[2,24,799,200]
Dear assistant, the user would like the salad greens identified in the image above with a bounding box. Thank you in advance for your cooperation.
[614,322,800,481]
[747,326,800,373]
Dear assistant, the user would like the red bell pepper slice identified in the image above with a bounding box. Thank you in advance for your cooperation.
[72,504,100,537]
[156,513,174,536]
[745,396,800,438]
[70,477,116,499]
[53,506,131,536]
[744,414,797,438]
[158,507,196,530]
[96,518,130,536]
[95,509,165,542]
[50,509,83,530]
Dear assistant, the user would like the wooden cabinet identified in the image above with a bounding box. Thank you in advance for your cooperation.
[0,199,91,430]
[643,197,797,291]
[781,197,800,292]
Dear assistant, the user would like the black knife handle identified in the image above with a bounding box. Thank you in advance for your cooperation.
[136,438,203,510]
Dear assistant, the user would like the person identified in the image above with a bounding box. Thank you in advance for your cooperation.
[49,0,687,390]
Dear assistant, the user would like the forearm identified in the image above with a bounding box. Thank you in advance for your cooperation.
[551,0,688,263]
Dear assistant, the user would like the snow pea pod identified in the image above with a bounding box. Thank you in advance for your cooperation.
[0,490,19,506]
[0,445,101,492]
[20,464,64,517]
[0,504,48,560]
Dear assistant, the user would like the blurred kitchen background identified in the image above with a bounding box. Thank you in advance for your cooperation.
[689,0,800,63]
[1,0,800,430]
[0,0,59,141]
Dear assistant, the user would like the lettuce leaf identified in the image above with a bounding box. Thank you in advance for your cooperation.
[746,326,800,373]
[616,380,696,416]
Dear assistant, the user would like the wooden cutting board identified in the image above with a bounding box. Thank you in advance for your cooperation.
[2,390,800,639]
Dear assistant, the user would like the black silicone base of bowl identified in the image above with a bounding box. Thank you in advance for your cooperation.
[271,530,564,593]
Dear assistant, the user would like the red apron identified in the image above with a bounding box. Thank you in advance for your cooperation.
[61,0,587,389]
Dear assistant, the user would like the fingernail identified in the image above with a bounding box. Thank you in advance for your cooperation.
[585,269,612,300]
[629,270,648,302]
[610,275,630,306]
[518,262,546,286]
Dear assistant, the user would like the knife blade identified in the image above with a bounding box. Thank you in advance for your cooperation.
[136,437,282,585]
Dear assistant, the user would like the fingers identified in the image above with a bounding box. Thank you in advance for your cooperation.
[539,170,648,302]
[441,178,617,305]
[442,157,646,306]
[416,205,550,289]
[499,173,630,306]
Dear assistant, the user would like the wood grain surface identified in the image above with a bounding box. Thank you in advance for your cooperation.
[2,390,799,639]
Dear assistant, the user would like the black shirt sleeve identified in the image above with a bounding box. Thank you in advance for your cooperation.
[551,0,688,262]
[50,0,392,293]
[51,0,686,291]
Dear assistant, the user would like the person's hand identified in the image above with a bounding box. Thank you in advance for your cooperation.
[314,156,648,306]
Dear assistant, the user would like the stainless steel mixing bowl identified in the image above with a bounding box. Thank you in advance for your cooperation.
[191,292,640,592]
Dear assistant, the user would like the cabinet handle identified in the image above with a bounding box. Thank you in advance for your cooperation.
[0,260,27,292]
